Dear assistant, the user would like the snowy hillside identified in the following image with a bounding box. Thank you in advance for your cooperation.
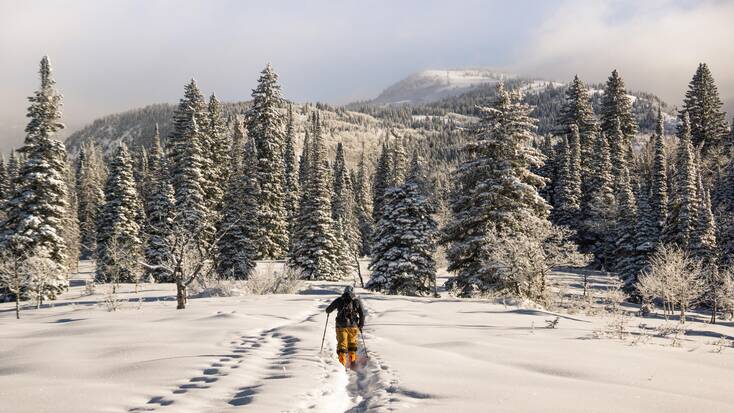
[3,262,734,413]
[372,69,517,105]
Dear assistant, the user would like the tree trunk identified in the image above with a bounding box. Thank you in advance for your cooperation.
[711,300,718,324]
[15,294,20,319]
[680,306,686,324]
[176,282,187,310]
[354,254,364,288]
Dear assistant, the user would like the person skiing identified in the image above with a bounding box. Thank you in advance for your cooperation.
[325,285,365,368]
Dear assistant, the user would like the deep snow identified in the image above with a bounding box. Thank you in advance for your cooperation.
[2,262,734,412]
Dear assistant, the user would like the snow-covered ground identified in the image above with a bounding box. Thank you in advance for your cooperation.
[2,262,734,412]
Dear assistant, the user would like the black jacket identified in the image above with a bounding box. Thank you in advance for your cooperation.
[326,294,364,329]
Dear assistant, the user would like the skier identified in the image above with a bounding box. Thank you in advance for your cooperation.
[325,285,365,368]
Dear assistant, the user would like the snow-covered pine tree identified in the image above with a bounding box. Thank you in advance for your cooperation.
[354,149,373,256]
[632,179,657,278]
[613,160,638,286]
[168,79,207,161]
[662,113,700,248]
[681,63,728,155]
[96,143,143,283]
[580,131,616,266]
[391,135,407,187]
[171,114,213,242]
[557,75,597,174]
[0,155,9,209]
[442,84,551,296]
[133,146,149,202]
[283,103,300,245]
[246,64,289,259]
[290,114,341,280]
[61,156,80,271]
[372,141,393,223]
[6,150,20,192]
[298,129,311,188]
[650,108,668,240]
[600,70,637,161]
[76,142,106,259]
[367,151,437,295]
[216,135,260,279]
[143,133,175,282]
[1,57,70,296]
[552,125,581,228]
[332,143,360,275]
[691,172,717,262]
[203,94,230,213]
[536,135,556,204]
[608,117,629,193]
[230,117,246,169]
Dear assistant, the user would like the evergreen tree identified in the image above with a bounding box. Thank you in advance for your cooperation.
[557,75,597,171]
[367,152,438,295]
[608,117,628,192]
[169,79,207,152]
[600,70,637,159]
[246,63,289,258]
[663,113,699,248]
[76,142,106,259]
[691,173,717,261]
[354,149,373,256]
[552,125,581,228]
[290,115,341,280]
[283,103,300,244]
[230,118,246,169]
[580,131,616,266]
[172,114,212,241]
[298,130,311,187]
[1,57,70,297]
[203,94,230,213]
[6,149,20,192]
[536,135,556,203]
[650,108,668,240]
[391,135,407,187]
[216,136,260,279]
[442,85,550,295]
[0,155,9,208]
[681,63,728,154]
[95,144,143,283]
[613,161,638,285]
[332,143,360,274]
[372,141,393,223]
[143,134,175,282]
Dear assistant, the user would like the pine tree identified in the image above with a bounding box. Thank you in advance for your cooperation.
[169,79,207,151]
[6,150,20,192]
[600,70,637,160]
[298,129,311,187]
[354,149,373,256]
[367,152,438,295]
[216,136,260,279]
[608,117,628,192]
[557,75,597,171]
[76,142,106,259]
[442,85,550,295]
[0,155,9,208]
[552,125,581,228]
[391,135,407,187]
[96,144,143,283]
[613,160,638,285]
[203,94,230,213]
[290,115,341,280]
[681,63,728,155]
[283,103,300,244]
[691,173,717,261]
[372,141,393,223]
[536,135,556,203]
[230,118,246,169]
[650,109,668,240]
[580,131,616,265]
[332,143,360,275]
[246,63,289,258]
[143,134,175,282]
[172,114,212,241]
[663,113,699,248]
[61,156,80,271]
[1,57,70,298]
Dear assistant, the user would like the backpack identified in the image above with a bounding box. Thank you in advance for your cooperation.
[341,297,358,324]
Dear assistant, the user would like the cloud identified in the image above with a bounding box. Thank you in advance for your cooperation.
[513,0,734,108]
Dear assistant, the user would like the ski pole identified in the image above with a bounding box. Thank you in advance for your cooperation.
[320,313,330,353]
[360,328,369,359]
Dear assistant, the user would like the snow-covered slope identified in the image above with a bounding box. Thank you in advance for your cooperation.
[372,69,517,105]
[3,262,734,412]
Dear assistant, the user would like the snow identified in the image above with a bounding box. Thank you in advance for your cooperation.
[2,262,734,412]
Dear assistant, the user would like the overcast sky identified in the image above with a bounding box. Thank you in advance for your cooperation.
[1,0,733,152]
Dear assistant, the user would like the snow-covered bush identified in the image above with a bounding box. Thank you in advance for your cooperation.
[244,265,304,295]
[637,245,704,322]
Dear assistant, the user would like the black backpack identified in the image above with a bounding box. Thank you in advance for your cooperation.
[341,297,358,324]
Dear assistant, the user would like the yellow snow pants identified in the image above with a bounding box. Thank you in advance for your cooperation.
[336,327,359,355]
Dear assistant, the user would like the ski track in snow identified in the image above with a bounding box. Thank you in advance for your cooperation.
[126,292,406,413]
